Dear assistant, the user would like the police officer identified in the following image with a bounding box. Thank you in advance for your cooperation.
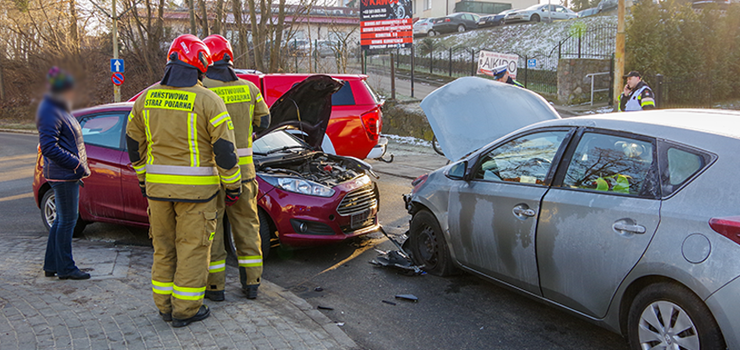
[126,34,242,327]
[492,65,524,88]
[201,34,270,301]
[618,71,655,112]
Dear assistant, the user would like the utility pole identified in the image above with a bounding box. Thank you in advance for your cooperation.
[613,0,625,105]
[112,0,120,102]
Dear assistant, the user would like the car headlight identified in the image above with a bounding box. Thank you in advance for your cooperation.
[261,175,336,197]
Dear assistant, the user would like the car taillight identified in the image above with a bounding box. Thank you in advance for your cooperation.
[709,216,740,245]
[360,108,381,142]
[445,18,451,22]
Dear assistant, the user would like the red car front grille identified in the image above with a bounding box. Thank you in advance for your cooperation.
[337,185,377,216]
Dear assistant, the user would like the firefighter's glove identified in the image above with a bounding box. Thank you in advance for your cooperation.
[139,182,147,198]
[225,188,241,207]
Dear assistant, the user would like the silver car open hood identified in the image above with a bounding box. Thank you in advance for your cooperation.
[420,77,561,161]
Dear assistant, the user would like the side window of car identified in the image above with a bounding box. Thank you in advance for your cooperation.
[562,132,658,197]
[661,146,707,197]
[474,130,568,185]
[79,113,126,149]
[331,82,355,106]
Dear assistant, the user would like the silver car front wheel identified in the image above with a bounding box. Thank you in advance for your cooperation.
[638,301,699,350]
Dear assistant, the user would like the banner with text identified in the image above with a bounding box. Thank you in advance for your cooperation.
[478,51,519,79]
[360,0,413,50]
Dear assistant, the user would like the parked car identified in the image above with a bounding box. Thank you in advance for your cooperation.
[432,13,480,34]
[413,17,437,36]
[130,73,387,160]
[597,0,618,12]
[505,4,577,23]
[578,7,599,17]
[477,9,515,27]
[316,40,338,58]
[405,76,740,348]
[34,75,381,255]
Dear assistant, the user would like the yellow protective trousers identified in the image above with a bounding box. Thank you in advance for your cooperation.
[207,180,263,291]
[148,197,217,319]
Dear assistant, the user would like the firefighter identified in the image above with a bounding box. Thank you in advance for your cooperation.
[618,71,656,112]
[492,65,524,88]
[126,34,242,327]
[201,34,270,301]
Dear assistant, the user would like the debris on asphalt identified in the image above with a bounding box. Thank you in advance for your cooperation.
[382,300,397,306]
[336,322,345,327]
[317,305,334,310]
[370,227,424,276]
[315,287,324,292]
[395,294,418,302]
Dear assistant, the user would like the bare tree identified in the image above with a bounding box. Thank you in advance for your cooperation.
[213,0,224,34]
[198,0,209,36]
[188,0,196,34]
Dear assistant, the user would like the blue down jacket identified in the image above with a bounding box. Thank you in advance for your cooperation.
[36,95,90,181]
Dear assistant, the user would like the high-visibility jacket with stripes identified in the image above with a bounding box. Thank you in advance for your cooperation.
[202,77,270,182]
[126,82,242,202]
[618,81,656,112]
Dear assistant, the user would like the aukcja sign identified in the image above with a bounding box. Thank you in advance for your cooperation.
[360,0,413,50]
[478,51,519,79]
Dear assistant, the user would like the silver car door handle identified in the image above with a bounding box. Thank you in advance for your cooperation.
[512,207,536,217]
[612,222,646,234]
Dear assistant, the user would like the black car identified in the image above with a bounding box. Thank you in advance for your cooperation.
[432,13,480,34]
[477,9,515,27]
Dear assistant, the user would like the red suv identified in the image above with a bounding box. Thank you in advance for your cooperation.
[129,73,387,160]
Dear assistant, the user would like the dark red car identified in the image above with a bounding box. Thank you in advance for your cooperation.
[129,73,387,160]
[33,76,380,255]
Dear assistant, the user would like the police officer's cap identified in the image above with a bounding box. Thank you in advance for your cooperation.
[492,65,508,79]
[624,71,641,78]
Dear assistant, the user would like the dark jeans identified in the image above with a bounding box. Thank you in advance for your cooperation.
[43,181,81,276]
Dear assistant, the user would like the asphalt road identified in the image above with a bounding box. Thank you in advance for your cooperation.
[0,132,627,350]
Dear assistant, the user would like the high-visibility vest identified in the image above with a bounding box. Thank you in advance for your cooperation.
[594,174,630,194]
[202,77,270,182]
[126,82,241,202]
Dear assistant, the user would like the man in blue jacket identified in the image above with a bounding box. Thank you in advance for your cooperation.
[37,67,91,280]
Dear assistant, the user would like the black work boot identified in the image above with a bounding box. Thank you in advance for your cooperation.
[172,305,210,328]
[159,312,172,322]
[244,284,259,299]
[58,269,91,280]
[205,290,225,302]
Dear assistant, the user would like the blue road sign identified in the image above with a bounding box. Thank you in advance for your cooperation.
[110,59,125,73]
[527,59,537,69]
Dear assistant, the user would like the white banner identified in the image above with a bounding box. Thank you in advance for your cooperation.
[478,51,519,79]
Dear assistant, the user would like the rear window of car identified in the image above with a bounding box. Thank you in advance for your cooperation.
[331,82,355,106]
[660,145,712,197]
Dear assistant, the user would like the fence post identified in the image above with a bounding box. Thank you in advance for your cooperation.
[471,49,476,76]
[608,53,615,106]
[294,39,298,72]
[523,55,528,88]
[390,52,396,100]
[578,36,582,59]
[314,39,318,72]
[363,50,367,75]
[654,74,664,109]
[558,42,562,60]
[430,49,433,74]
[448,48,453,77]
[411,45,415,98]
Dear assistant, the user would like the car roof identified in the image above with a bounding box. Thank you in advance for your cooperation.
[543,109,740,140]
[72,102,133,116]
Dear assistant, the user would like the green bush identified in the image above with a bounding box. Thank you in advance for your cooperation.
[626,1,740,106]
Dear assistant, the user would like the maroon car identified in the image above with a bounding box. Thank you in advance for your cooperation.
[33,76,380,256]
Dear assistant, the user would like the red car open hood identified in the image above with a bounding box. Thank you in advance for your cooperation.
[255,75,343,149]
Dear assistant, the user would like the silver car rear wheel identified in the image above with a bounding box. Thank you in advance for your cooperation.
[638,301,699,350]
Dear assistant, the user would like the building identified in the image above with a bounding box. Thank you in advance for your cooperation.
[413,0,538,18]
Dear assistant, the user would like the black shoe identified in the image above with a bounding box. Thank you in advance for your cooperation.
[172,305,210,328]
[205,290,225,302]
[160,312,172,322]
[244,285,259,300]
[44,271,56,277]
[58,270,91,280]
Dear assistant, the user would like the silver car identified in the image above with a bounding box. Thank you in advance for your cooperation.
[404,77,740,349]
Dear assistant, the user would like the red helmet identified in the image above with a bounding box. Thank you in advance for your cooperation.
[203,34,234,64]
[167,34,212,73]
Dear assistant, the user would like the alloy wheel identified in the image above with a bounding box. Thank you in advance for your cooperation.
[638,300,700,350]
[44,193,56,228]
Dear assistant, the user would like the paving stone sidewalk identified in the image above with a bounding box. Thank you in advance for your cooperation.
[0,235,357,350]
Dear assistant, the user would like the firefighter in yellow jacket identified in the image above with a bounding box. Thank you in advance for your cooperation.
[201,35,270,301]
[126,34,242,327]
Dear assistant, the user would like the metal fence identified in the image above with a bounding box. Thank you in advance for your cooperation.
[650,74,714,109]
[553,24,617,60]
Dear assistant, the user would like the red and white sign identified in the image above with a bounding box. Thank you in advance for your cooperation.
[111,72,125,86]
[478,51,519,79]
[360,0,412,50]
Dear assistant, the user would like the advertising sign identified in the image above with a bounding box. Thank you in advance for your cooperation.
[477,51,519,79]
[360,0,413,50]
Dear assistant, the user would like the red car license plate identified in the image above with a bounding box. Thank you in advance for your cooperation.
[351,210,373,229]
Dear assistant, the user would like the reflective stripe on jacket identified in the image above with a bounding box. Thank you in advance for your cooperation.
[126,82,241,202]
[202,77,270,182]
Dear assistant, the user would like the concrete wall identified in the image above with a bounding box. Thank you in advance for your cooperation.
[557,58,611,105]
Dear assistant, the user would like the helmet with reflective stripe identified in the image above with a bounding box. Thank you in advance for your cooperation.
[167,34,212,73]
[203,34,234,64]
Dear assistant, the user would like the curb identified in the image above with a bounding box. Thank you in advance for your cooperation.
[267,280,360,349]
[0,128,38,135]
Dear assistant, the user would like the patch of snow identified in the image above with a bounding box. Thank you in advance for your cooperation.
[385,134,432,147]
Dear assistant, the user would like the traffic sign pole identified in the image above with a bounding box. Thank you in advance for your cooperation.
[112,0,120,103]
